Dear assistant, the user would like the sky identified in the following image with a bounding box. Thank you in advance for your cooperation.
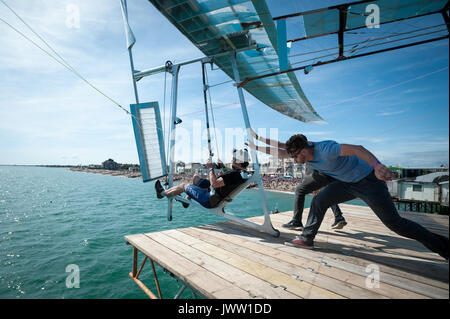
[0,0,448,167]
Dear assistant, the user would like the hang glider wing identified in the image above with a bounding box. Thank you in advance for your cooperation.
[302,0,449,38]
[148,0,324,123]
[130,102,167,182]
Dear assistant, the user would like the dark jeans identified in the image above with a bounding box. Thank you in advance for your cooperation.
[293,170,343,223]
[302,171,449,258]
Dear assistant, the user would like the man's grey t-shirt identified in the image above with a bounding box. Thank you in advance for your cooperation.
[307,141,373,183]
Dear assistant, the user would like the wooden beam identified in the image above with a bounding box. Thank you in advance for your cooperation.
[132,247,138,277]
[129,273,159,299]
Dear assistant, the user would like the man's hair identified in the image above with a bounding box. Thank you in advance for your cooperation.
[285,134,309,155]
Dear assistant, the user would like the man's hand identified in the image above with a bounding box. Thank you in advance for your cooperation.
[205,159,214,169]
[374,163,393,182]
[245,140,256,150]
[312,189,319,196]
[249,127,258,139]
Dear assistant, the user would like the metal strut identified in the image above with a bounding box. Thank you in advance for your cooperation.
[166,63,180,221]
[229,51,280,238]
[201,60,214,160]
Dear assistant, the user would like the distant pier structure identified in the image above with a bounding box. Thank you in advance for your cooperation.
[124,204,448,299]
[387,170,449,215]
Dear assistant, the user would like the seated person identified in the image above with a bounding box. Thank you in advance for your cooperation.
[155,149,249,208]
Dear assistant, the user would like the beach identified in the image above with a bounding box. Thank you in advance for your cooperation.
[68,167,142,178]
[69,168,299,194]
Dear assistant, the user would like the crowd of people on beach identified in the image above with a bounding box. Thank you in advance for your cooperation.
[175,173,301,193]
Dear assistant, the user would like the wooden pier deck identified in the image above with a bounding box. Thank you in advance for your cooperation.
[124,204,449,299]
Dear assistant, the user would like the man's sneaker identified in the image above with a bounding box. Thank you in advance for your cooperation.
[155,180,165,199]
[282,220,304,230]
[331,218,347,230]
[292,236,314,249]
[181,201,190,208]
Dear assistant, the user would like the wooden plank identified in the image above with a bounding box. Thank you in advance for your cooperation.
[267,214,448,262]
[254,216,449,283]
[124,204,449,299]
[146,230,299,299]
[124,234,251,299]
[161,228,345,299]
[278,207,449,233]
[182,226,420,299]
[180,227,387,299]
[289,208,450,257]
[327,210,449,235]
[339,212,449,235]
[339,203,449,220]
[331,212,449,240]
[216,222,449,298]
[338,204,449,228]
[265,212,448,262]
[186,223,429,299]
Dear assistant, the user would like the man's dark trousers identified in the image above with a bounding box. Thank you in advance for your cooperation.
[292,170,344,223]
[302,171,449,258]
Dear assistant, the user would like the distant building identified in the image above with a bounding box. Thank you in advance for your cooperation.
[439,181,449,207]
[387,172,449,206]
[128,165,140,172]
[176,161,185,174]
[184,162,204,175]
[102,159,120,170]
[391,167,449,179]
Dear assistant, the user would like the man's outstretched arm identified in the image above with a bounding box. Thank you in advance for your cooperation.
[249,128,286,149]
[246,140,290,158]
[340,144,393,181]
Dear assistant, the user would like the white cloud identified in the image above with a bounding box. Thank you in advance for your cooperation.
[376,110,406,116]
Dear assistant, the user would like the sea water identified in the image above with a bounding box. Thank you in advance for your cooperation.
[0,166,366,299]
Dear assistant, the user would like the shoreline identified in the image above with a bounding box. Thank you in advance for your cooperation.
[68,168,298,193]
[68,167,142,178]
[263,189,294,195]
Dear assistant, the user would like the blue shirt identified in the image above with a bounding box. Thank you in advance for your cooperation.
[307,141,373,183]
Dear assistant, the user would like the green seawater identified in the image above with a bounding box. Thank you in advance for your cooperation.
[0,166,366,299]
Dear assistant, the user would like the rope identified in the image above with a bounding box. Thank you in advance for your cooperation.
[204,64,221,161]
[0,0,148,130]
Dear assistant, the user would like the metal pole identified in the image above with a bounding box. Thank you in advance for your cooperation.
[174,284,187,299]
[167,64,180,221]
[128,48,139,104]
[133,45,257,80]
[229,52,277,234]
[202,62,214,159]
[239,35,449,87]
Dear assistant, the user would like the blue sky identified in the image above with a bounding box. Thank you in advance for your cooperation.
[0,0,448,167]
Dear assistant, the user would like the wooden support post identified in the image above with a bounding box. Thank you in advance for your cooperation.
[129,273,158,299]
[151,259,163,299]
[136,256,148,278]
[132,247,138,277]
[130,248,160,299]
